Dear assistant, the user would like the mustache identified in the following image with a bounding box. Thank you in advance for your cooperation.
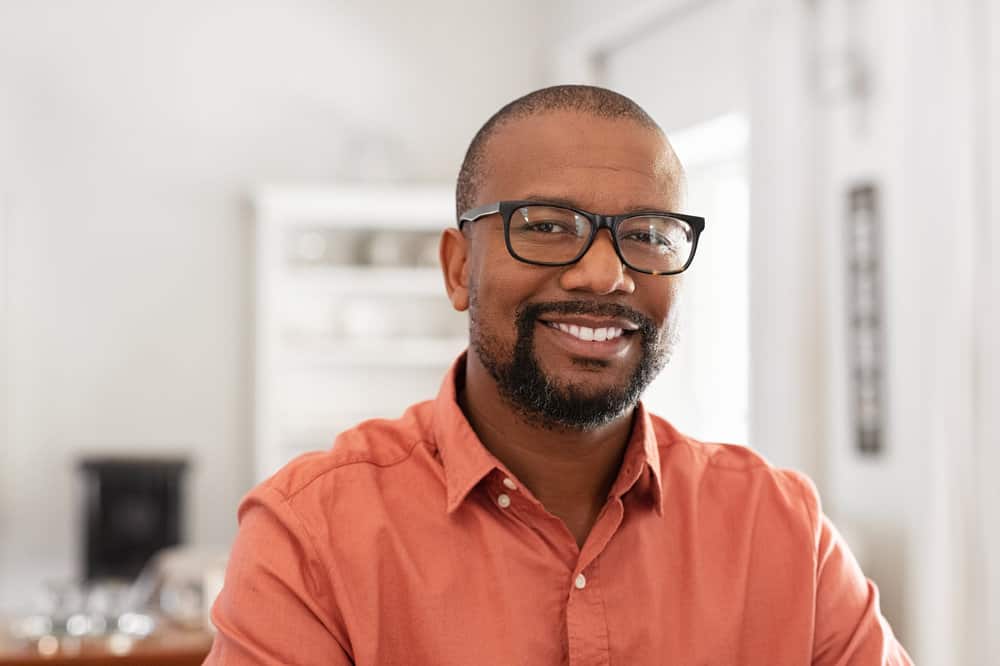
[516,300,657,337]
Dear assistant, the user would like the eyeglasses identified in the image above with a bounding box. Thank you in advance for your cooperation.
[458,200,705,276]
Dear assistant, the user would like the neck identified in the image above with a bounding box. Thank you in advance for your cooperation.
[459,353,635,535]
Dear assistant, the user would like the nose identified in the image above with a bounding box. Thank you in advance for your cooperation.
[558,230,636,295]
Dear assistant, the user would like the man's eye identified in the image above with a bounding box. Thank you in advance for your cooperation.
[525,221,573,234]
[624,230,672,247]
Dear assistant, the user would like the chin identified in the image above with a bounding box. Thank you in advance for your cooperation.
[539,353,633,384]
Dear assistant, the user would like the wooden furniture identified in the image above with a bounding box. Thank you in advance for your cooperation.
[0,627,213,666]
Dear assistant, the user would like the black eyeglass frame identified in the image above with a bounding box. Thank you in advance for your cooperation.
[457,200,706,276]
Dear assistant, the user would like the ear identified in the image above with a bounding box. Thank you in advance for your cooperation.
[439,228,470,311]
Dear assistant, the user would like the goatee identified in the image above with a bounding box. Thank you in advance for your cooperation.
[470,299,674,431]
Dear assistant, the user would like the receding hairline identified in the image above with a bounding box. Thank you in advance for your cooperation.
[455,85,682,219]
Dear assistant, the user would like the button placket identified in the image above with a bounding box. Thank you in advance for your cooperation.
[495,472,519,510]
[566,559,610,664]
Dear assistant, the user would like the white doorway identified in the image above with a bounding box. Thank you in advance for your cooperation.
[642,115,749,445]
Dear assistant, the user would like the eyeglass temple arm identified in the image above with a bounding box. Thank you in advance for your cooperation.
[457,203,502,228]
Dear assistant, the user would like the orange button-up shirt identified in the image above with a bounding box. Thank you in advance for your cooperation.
[207,357,911,665]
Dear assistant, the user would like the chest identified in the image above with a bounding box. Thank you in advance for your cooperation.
[331,493,817,666]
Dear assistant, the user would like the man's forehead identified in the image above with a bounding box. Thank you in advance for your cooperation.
[477,110,684,209]
[488,109,664,152]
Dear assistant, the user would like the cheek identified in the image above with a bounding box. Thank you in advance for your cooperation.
[635,275,683,325]
[468,248,528,333]
[475,240,550,311]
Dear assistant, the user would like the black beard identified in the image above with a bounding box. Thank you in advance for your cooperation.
[469,299,671,431]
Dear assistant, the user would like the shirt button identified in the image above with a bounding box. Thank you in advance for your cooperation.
[574,573,587,590]
[497,494,511,508]
[502,477,517,491]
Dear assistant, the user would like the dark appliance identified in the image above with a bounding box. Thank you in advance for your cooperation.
[78,456,189,581]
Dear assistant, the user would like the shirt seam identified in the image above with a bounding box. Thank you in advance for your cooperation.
[271,435,429,502]
[258,485,354,658]
[663,437,773,472]
[791,471,820,556]
[789,470,821,656]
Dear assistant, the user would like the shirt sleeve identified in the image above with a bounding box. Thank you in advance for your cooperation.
[203,485,353,665]
[790,472,913,666]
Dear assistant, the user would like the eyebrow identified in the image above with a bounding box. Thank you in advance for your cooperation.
[519,194,672,214]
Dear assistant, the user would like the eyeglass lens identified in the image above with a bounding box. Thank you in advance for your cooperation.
[508,205,694,273]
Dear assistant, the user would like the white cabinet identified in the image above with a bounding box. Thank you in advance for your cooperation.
[253,185,465,482]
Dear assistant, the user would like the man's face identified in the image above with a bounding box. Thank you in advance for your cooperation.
[459,110,685,430]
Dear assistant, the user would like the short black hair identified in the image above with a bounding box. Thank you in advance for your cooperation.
[455,84,664,219]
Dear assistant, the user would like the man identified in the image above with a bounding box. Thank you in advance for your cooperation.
[206,85,912,664]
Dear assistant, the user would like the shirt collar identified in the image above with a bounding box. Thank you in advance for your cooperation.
[432,353,664,516]
[433,354,507,513]
[611,400,664,516]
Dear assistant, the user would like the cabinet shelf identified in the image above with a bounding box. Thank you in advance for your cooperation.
[255,184,461,482]
[283,266,445,295]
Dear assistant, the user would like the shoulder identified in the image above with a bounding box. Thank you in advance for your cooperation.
[246,399,438,512]
[649,413,821,537]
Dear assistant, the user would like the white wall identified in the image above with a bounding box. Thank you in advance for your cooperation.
[0,0,544,610]
[975,0,1000,658]
[600,0,747,132]
[746,0,826,485]
[811,0,915,642]
[0,137,9,604]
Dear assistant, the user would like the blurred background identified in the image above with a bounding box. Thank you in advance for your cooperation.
[0,0,997,664]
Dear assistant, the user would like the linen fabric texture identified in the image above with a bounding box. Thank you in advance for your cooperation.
[205,356,912,665]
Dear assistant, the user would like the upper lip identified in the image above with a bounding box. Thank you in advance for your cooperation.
[537,314,640,331]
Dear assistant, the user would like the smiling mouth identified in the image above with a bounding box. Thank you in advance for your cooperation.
[543,321,625,342]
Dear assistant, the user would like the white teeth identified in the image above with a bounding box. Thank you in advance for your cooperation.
[551,322,624,342]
